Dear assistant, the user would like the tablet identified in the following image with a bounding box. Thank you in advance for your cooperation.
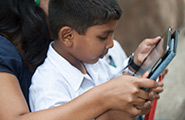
[135,27,179,81]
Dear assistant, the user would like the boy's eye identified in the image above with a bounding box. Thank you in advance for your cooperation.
[98,36,108,41]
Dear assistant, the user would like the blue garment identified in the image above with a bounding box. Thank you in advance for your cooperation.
[0,35,33,106]
[136,116,144,120]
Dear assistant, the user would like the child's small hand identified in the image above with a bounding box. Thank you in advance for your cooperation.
[140,72,164,100]
[134,72,164,115]
[103,75,157,117]
[133,36,161,66]
[130,72,153,115]
[138,77,164,115]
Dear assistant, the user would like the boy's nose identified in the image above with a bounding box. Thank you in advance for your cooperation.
[106,38,114,49]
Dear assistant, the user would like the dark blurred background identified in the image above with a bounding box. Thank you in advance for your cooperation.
[114,0,184,55]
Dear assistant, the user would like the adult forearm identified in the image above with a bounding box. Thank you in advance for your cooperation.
[96,110,136,120]
[18,86,109,120]
[0,72,108,120]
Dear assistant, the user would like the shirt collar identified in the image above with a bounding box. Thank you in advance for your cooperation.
[47,41,86,91]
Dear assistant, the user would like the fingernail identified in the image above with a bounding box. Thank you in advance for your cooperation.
[157,36,161,39]
[142,72,149,78]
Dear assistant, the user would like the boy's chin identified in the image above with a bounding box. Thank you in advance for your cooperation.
[85,59,99,64]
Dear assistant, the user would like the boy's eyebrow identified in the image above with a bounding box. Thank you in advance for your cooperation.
[102,30,114,34]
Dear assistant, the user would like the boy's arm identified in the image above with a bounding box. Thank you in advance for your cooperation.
[96,110,135,120]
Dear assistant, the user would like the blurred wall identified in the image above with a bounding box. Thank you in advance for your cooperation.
[114,0,184,55]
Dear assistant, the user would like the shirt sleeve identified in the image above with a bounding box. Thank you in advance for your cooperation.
[0,35,23,78]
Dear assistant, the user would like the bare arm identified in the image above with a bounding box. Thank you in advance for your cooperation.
[0,72,108,120]
[96,110,135,120]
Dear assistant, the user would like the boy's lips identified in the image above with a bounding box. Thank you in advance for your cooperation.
[99,54,105,58]
[99,51,108,58]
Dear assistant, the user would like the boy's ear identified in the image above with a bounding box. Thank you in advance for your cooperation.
[58,26,74,47]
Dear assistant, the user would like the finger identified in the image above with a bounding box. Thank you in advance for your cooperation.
[137,89,150,100]
[162,68,168,75]
[152,87,164,93]
[146,36,161,46]
[128,106,142,117]
[161,68,168,78]
[143,100,153,109]
[137,78,158,89]
[140,72,154,92]
[133,98,146,106]
[134,105,143,109]
[149,91,156,100]
[141,72,149,78]
[155,94,160,99]
[135,100,152,110]
[157,81,164,87]
[151,82,164,93]
[151,92,160,99]
[139,72,158,89]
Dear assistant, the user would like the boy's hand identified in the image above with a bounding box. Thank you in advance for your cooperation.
[137,81,164,115]
[102,75,158,117]
[133,36,161,66]
[135,73,164,115]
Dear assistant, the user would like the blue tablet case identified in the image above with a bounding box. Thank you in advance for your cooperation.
[148,30,178,81]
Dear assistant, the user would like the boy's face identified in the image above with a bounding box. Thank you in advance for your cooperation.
[72,20,118,64]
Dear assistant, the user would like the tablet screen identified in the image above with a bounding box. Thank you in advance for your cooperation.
[135,27,172,76]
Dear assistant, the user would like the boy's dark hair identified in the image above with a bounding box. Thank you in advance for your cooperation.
[49,0,122,39]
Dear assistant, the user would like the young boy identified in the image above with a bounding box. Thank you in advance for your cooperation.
[29,0,162,119]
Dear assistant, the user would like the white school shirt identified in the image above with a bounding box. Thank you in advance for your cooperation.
[29,41,123,112]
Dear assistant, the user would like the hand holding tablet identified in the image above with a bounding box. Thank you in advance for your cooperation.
[135,26,179,81]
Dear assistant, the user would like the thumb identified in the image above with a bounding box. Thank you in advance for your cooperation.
[142,72,149,78]
[128,106,142,117]
[138,78,158,89]
[147,36,161,46]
